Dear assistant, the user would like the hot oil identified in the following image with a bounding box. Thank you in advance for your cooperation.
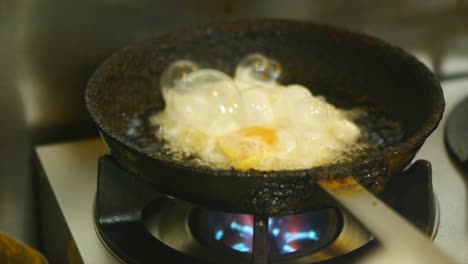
[124,54,403,171]
[123,106,404,171]
[123,107,201,162]
[330,107,404,164]
[355,109,404,149]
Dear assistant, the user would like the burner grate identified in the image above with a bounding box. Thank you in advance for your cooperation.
[95,156,438,264]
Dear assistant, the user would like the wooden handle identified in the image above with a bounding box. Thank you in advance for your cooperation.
[318,176,458,264]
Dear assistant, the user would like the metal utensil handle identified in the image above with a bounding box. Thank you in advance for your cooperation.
[318,176,458,264]
[251,215,269,264]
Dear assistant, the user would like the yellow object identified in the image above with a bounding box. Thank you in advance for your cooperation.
[0,232,48,264]
[218,126,278,170]
[239,126,278,145]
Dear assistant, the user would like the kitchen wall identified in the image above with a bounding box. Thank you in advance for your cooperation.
[1,0,467,247]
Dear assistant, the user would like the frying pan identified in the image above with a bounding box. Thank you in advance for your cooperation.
[86,19,454,263]
[86,19,443,215]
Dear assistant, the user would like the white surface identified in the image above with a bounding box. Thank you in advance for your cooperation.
[36,139,118,264]
[35,79,468,264]
[415,78,468,263]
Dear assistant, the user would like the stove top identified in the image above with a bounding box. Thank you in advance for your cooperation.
[36,78,468,263]
[94,155,436,264]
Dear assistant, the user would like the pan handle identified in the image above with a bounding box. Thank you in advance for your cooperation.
[318,176,458,264]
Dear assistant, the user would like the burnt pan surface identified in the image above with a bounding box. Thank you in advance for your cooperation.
[86,19,444,215]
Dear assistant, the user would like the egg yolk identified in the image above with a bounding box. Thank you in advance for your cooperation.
[240,126,278,145]
[218,126,279,170]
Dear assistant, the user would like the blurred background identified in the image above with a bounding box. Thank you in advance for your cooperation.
[0,0,468,250]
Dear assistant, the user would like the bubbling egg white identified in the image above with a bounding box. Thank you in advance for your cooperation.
[150,54,361,171]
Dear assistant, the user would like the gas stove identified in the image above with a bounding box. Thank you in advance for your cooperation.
[94,154,436,264]
[36,78,468,263]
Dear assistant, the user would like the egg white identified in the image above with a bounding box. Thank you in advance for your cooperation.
[151,68,361,171]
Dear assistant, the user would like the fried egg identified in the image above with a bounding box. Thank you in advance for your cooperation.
[151,55,361,171]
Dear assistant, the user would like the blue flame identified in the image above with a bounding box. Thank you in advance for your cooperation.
[282,245,296,253]
[230,221,254,235]
[272,228,280,237]
[232,242,250,252]
[215,230,224,241]
[210,212,323,254]
[284,231,318,244]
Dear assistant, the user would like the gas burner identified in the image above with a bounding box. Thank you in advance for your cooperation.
[190,208,340,256]
[94,156,438,264]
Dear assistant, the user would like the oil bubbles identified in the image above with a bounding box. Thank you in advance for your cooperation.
[235,53,282,85]
[160,60,199,101]
[158,54,283,132]
[160,61,242,135]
